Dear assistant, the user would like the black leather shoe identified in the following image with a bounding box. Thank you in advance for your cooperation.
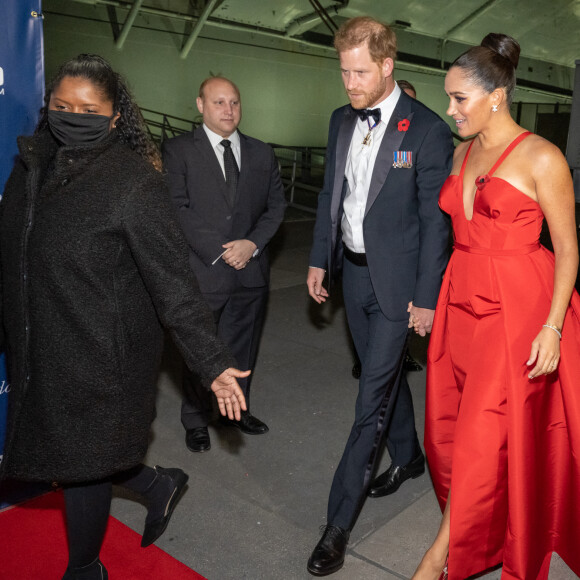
[403,353,423,372]
[62,558,108,579]
[185,426,211,452]
[368,451,425,498]
[219,410,269,435]
[351,361,361,379]
[307,525,349,576]
[141,466,189,547]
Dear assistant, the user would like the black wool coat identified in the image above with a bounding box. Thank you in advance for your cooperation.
[0,129,234,483]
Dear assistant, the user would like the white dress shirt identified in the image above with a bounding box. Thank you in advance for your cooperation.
[342,83,402,253]
[202,124,241,178]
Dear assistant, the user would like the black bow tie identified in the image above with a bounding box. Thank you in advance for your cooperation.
[355,107,381,124]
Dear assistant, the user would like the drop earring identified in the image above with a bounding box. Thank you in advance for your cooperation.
[492,105,498,112]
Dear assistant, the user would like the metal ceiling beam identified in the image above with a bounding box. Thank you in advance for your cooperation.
[180,0,220,59]
[116,0,144,49]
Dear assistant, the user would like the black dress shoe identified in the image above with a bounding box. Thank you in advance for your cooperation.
[368,451,425,498]
[141,466,189,547]
[185,426,211,452]
[219,410,269,435]
[307,525,349,576]
[351,361,362,379]
[62,558,108,579]
[403,353,423,372]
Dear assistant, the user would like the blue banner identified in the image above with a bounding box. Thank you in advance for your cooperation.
[0,1,45,458]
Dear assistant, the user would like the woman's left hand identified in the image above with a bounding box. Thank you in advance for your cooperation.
[527,327,560,379]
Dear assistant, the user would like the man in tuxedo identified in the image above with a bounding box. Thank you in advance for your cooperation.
[162,77,285,452]
[306,17,453,576]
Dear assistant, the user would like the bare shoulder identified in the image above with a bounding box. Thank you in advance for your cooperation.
[520,133,568,173]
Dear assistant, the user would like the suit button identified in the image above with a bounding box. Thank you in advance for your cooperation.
[226,215,232,220]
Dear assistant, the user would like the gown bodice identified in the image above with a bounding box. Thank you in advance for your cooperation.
[439,132,543,253]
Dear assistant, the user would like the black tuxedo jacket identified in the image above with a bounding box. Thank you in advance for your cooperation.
[309,91,454,320]
[162,127,286,294]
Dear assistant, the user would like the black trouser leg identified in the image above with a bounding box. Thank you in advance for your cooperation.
[181,285,268,429]
[327,260,411,530]
[63,480,111,575]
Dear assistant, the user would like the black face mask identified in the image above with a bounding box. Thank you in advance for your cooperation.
[47,110,115,147]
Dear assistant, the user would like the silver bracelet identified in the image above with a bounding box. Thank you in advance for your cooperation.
[543,324,562,340]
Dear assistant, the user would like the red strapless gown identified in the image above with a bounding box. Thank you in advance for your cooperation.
[426,132,580,580]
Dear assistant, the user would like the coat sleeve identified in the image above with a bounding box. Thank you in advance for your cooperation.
[245,145,286,252]
[162,138,227,267]
[120,169,236,388]
[413,119,454,309]
[309,109,340,270]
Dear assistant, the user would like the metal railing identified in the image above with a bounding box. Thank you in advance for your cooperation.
[141,108,201,145]
[270,145,326,213]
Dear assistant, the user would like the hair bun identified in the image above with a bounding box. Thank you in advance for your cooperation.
[480,33,520,69]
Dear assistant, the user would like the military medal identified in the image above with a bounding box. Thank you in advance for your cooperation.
[362,117,379,146]
[393,150,413,168]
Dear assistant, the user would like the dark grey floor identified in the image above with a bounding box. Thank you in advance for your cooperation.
[110,211,575,580]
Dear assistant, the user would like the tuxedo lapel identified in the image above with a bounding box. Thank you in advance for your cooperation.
[331,107,357,219]
[365,97,414,217]
[194,128,231,207]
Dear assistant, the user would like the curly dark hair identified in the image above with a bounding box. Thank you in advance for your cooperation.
[36,54,162,170]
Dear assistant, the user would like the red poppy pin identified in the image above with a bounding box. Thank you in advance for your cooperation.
[398,119,410,132]
[475,174,490,190]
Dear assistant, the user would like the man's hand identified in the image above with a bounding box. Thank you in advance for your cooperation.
[210,368,250,420]
[407,302,435,337]
[307,267,329,303]
[222,240,257,270]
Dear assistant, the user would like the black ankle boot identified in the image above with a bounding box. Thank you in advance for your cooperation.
[62,558,108,580]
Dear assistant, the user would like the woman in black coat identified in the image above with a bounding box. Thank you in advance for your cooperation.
[0,54,248,579]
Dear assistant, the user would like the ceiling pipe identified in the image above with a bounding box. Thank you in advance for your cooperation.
[180,0,220,59]
[286,1,348,37]
[307,0,339,36]
[440,0,499,68]
[115,0,143,49]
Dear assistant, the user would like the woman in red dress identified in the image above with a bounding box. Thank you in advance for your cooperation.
[411,34,580,580]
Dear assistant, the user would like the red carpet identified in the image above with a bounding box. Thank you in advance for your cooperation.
[0,491,206,579]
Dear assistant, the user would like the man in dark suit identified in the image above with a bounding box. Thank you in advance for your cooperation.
[162,77,285,452]
[306,17,453,576]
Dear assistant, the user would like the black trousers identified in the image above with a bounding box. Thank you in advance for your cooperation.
[181,283,268,429]
[327,258,420,530]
